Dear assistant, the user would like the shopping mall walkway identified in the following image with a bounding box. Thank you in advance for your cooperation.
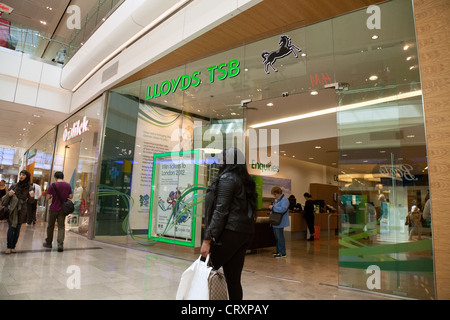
[0,221,399,300]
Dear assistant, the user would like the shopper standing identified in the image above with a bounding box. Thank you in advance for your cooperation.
[269,186,290,258]
[43,171,72,252]
[304,192,315,241]
[2,170,35,254]
[200,148,257,300]
[27,178,42,225]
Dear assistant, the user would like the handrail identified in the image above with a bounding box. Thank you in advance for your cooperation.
[0,0,124,64]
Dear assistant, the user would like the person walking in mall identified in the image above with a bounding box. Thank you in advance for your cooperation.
[269,186,290,258]
[27,178,42,225]
[304,192,315,241]
[200,147,257,300]
[1,170,35,254]
[43,171,72,252]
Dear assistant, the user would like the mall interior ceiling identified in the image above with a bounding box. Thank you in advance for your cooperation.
[1,0,427,178]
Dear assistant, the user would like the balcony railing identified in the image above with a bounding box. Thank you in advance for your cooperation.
[0,0,123,65]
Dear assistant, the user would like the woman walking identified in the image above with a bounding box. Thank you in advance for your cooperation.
[1,170,34,254]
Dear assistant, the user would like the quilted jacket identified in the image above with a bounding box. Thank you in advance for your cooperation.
[204,171,255,242]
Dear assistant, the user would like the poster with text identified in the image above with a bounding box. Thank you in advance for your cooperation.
[149,151,199,245]
[129,103,194,231]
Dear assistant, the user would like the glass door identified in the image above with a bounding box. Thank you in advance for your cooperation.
[335,86,435,299]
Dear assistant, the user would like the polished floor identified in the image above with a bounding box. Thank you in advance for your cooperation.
[0,221,401,300]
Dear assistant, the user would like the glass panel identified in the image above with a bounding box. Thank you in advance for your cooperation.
[24,128,57,223]
[52,98,103,237]
[334,0,435,299]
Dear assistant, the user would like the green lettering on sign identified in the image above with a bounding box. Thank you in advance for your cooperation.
[146,60,240,100]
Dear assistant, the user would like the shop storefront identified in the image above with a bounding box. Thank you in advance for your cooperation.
[28,97,104,236]
[27,0,434,299]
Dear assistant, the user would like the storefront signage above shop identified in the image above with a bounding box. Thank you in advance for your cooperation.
[0,3,14,14]
[63,116,89,142]
[251,160,280,173]
[146,59,241,100]
[378,164,417,181]
[261,35,302,74]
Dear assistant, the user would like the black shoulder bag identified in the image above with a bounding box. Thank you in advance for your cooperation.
[52,183,74,216]
[269,195,288,226]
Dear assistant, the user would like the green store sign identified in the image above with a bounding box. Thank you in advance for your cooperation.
[146,59,240,100]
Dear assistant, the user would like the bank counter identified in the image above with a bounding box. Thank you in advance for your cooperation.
[248,208,338,250]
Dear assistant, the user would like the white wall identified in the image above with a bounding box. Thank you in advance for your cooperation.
[0,47,72,113]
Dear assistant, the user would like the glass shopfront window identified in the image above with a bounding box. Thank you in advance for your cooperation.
[25,128,57,222]
[98,0,434,299]
[52,97,103,237]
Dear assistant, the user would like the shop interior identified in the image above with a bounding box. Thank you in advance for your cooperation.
[100,0,434,299]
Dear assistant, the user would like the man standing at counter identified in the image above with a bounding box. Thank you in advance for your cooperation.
[269,186,290,258]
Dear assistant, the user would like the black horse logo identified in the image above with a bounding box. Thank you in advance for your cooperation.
[261,35,302,74]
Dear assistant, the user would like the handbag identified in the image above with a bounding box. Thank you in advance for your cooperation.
[176,255,212,300]
[0,206,9,220]
[208,267,229,300]
[52,183,74,216]
[405,214,411,226]
[269,194,288,225]
[269,211,284,225]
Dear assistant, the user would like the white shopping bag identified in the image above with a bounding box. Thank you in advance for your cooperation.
[176,255,212,300]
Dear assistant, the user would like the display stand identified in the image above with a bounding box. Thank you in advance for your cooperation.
[148,150,206,248]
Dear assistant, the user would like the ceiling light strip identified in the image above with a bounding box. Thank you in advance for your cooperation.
[250,90,422,128]
[72,0,191,92]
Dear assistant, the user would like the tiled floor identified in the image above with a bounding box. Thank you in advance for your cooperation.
[0,221,400,300]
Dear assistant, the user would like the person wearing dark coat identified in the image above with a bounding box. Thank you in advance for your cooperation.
[200,148,257,300]
[1,170,35,254]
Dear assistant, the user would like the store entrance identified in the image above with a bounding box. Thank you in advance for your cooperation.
[244,87,341,279]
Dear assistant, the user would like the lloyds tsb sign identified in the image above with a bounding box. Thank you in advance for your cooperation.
[146,59,240,100]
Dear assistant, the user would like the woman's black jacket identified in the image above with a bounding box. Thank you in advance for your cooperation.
[204,171,255,242]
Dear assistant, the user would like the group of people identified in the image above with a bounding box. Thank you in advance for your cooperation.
[1,170,72,254]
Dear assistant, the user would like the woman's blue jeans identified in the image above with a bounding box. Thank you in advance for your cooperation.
[273,227,286,255]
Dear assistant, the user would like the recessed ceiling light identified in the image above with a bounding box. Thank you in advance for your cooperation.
[403,45,410,51]
[369,75,378,81]
[267,103,274,107]
[315,146,321,149]
[310,90,318,96]
[356,141,363,144]
[301,53,307,57]
[407,134,415,138]
[371,35,379,40]
[308,157,314,160]
[406,56,412,61]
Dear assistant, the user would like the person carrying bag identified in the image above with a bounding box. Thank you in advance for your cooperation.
[269,186,290,258]
[43,171,73,252]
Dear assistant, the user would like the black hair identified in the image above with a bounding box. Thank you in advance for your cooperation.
[54,171,64,179]
[214,148,257,210]
[304,192,312,198]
